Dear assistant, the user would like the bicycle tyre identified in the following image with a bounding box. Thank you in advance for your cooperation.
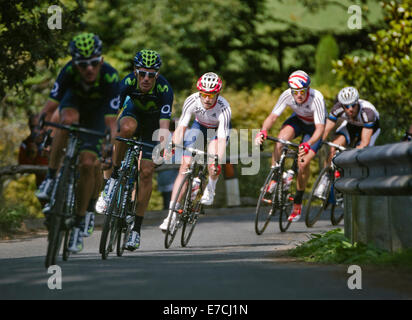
[278,163,292,232]
[330,189,344,226]
[100,181,120,259]
[45,165,69,268]
[181,179,203,247]
[62,228,71,261]
[304,166,332,227]
[117,176,137,256]
[165,174,189,249]
[255,167,277,235]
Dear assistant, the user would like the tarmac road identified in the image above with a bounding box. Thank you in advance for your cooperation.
[1,207,411,301]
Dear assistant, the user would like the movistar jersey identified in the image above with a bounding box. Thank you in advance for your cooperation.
[49,61,121,114]
[118,72,173,120]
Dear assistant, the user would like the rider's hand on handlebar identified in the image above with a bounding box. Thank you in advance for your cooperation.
[255,129,267,146]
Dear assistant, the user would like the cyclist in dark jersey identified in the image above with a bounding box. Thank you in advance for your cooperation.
[36,33,120,253]
[96,49,174,251]
[322,87,380,164]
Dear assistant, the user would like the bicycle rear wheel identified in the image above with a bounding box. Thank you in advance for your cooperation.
[255,167,277,235]
[304,166,331,227]
[165,175,189,249]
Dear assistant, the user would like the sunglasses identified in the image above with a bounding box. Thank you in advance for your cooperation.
[291,88,308,95]
[344,103,357,109]
[199,92,218,99]
[74,56,102,69]
[136,70,158,79]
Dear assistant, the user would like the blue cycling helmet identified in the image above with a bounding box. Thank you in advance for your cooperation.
[69,33,102,60]
[134,49,162,70]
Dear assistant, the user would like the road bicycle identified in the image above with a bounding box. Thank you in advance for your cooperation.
[40,120,107,268]
[164,144,219,249]
[255,136,300,234]
[304,141,347,227]
[99,137,156,259]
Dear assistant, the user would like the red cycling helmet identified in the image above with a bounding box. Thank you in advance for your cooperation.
[196,72,223,93]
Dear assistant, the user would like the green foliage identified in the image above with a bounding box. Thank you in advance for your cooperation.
[0,203,29,235]
[289,228,412,268]
[0,0,85,102]
[333,0,412,142]
[314,34,339,86]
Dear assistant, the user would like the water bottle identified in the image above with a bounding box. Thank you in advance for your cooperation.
[283,170,295,191]
[314,174,330,198]
[191,177,201,200]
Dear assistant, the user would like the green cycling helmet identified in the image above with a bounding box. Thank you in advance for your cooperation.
[133,49,162,70]
[69,33,102,60]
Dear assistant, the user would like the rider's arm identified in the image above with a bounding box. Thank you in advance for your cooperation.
[39,100,59,121]
[322,118,336,141]
[307,123,325,146]
[261,113,278,132]
[357,127,373,149]
[172,124,186,146]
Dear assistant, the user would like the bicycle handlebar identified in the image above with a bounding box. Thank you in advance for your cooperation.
[41,120,106,138]
[115,137,157,150]
[266,136,300,148]
[173,143,219,161]
[322,141,348,152]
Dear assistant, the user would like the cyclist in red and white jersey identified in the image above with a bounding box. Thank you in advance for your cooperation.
[255,70,327,222]
[159,72,231,231]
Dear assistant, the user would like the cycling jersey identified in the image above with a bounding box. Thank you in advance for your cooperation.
[272,88,326,125]
[49,61,120,113]
[49,61,120,155]
[117,72,174,160]
[179,93,231,139]
[328,99,380,131]
[118,72,173,120]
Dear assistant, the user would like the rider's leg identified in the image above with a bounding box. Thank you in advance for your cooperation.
[77,151,99,218]
[112,117,137,169]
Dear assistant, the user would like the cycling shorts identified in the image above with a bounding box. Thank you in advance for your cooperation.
[282,114,322,153]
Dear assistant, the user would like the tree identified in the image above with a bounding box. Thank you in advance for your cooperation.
[0,1,85,104]
[333,0,412,142]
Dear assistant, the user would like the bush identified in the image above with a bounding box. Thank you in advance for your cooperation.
[0,204,29,236]
[289,228,412,269]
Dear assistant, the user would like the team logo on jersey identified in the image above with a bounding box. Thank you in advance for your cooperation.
[51,82,59,97]
[110,95,121,110]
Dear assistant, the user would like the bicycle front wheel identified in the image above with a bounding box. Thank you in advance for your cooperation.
[165,175,189,249]
[255,167,277,235]
[330,186,344,225]
[304,166,332,227]
[181,188,202,247]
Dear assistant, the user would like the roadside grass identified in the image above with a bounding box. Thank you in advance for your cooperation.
[289,228,412,270]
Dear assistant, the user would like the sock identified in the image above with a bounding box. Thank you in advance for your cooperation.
[133,216,143,233]
[46,168,57,179]
[294,190,304,205]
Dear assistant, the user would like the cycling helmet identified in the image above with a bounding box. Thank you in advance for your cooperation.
[196,72,223,93]
[338,87,359,105]
[134,49,162,70]
[69,33,102,60]
[288,70,311,89]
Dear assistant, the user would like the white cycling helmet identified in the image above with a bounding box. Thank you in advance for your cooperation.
[196,72,223,93]
[338,87,359,105]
